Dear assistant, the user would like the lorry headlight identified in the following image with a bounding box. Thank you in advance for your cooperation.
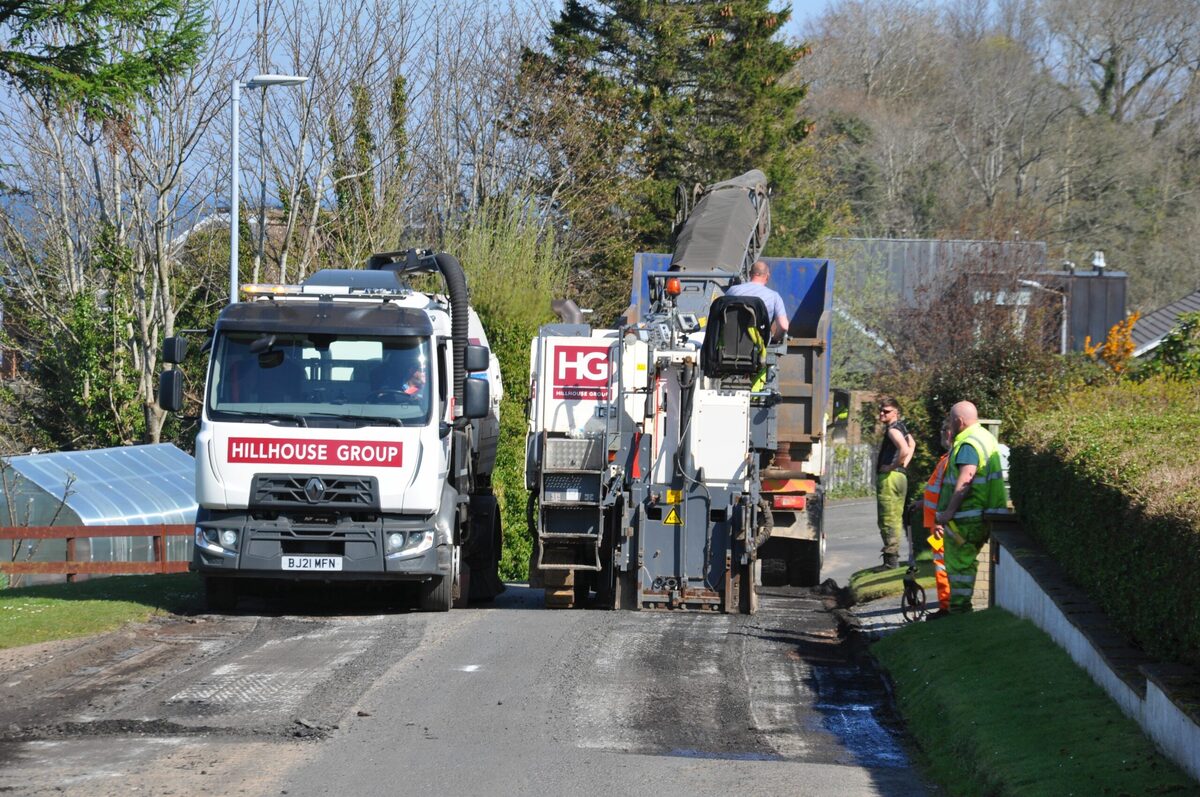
[195,527,236,557]
[386,530,434,559]
[219,529,239,548]
[403,531,432,552]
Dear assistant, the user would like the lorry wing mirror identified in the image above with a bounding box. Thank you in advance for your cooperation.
[463,376,490,419]
[465,343,490,372]
[158,370,184,412]
[162,336,188,364]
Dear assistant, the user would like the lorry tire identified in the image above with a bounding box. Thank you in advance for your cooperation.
[759,553,789,587]
[203,576,238,612]
[419,574,453,612]
[467,498,505,602]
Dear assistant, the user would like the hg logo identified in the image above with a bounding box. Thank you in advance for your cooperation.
[553,345,610,400]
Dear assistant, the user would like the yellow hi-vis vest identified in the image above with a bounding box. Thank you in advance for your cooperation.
[937,422,1005,524]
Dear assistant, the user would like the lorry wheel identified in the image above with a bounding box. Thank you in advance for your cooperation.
[203,576,238,612]
[543,569,575,609]
[419,575,453,612]
[759,555,789,587]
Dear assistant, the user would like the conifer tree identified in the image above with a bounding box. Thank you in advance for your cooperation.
[0,0,207,118]
[532,0,830,260]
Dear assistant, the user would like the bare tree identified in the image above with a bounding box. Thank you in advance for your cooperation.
[1043,0,1200,127]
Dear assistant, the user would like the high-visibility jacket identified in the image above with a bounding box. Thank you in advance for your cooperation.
[923,454,948,530]
[924,454,951,611]
[937,422,1006,526]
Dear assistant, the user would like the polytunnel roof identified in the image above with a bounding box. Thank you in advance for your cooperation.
[4,444,196,526]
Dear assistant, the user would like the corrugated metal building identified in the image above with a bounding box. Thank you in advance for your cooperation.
[1,444,195,582]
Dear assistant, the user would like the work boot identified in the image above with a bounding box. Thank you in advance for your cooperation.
[883,553,899,570]
[925,609,950,621]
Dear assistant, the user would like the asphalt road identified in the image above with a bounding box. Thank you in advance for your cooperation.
[0,581,928,796]
[824,498,888,587]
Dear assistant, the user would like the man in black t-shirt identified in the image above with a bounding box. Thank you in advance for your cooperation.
[875,397,915,570]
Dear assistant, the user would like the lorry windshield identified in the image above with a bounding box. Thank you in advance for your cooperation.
[208,332,433,426]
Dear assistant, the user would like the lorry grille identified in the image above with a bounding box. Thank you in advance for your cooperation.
[250,474,379,510]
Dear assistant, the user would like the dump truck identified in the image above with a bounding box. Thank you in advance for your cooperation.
[158,250,504,612]
[525,171,833,611]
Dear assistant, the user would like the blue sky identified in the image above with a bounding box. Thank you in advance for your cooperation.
[786,0,831,36]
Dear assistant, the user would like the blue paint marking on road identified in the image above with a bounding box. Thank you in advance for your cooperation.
[666,749,783,762]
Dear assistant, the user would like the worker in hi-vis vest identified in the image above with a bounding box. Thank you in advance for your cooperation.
[923,419,953,617]
[932,401,1006,613]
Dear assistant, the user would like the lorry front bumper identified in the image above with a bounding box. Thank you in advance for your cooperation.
[191,511,452,581]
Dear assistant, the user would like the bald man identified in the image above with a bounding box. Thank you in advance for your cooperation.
[932,401,1006,613]
[727,260,789,340]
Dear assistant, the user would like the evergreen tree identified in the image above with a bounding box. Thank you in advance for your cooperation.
[532,0,830,261]
[0,0,207,118]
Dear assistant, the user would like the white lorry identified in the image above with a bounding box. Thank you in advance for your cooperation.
[159,250,504,612]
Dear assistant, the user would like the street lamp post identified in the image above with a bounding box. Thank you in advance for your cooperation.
[230,73,309,303]
[1018,278,1069,355]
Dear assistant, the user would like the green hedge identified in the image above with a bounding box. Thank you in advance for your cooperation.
[1010,378,1200,667]
[446,199,564,582]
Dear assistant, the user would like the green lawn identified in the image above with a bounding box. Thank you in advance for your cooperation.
[874,608,1197,796]
[849,557,935,603]
[0,573,202,650]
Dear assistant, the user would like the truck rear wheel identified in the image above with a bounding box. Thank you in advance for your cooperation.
[203,576,238,612]
[759,553,789,587]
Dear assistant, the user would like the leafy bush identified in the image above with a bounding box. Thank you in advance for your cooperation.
[444,199,565,581]
[1135,311,1200,382]
[1010,378,1200,666]
[874,329,1069,500]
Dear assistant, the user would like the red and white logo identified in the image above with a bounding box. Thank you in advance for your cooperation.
[228,437,403,468]
[552,345,610,400]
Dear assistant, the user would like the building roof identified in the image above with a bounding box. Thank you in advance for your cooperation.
[3,443,195,526]
[1133,288,1200,357]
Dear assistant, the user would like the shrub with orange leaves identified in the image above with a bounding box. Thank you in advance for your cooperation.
[1083,312,1140,373]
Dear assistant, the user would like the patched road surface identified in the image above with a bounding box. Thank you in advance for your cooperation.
[0,586,927,795]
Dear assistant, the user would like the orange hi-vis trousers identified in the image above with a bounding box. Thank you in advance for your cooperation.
[923,455,951,612]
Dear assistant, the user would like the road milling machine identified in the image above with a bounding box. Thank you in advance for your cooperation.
[525,170,834,612]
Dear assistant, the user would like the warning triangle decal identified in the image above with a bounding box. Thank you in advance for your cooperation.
[664,507,682,525]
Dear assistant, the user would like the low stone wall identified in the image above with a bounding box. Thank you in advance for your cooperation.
[988,517,1200,782]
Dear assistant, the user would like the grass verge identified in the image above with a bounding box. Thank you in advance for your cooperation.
[874,607,1196,796]
[0,573,202,650]
[849,557,934,604]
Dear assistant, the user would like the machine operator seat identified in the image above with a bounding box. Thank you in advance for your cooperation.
[701,294,771,379]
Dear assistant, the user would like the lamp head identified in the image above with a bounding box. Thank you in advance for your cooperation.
[245,74,309,88]
[1091,250,1106,273]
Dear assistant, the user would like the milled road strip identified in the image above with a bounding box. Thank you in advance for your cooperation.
[0,586,927,796]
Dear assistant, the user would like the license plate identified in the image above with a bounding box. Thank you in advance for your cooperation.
[281,555,343,571]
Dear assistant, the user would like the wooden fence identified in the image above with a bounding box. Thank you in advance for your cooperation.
[0,524,192,582]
